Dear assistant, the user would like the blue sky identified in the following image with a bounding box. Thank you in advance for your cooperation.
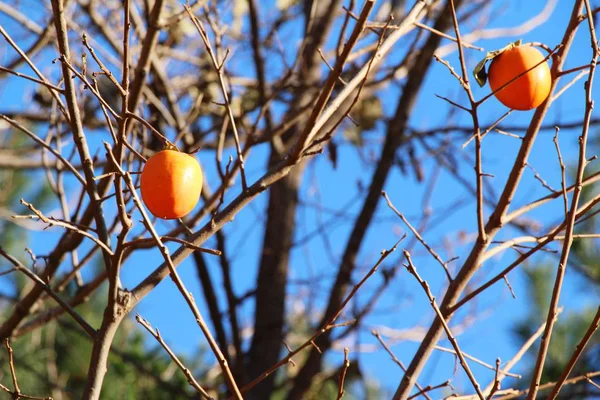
[1,0,599,398]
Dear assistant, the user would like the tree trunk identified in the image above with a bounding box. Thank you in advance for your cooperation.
[247,159,305,398]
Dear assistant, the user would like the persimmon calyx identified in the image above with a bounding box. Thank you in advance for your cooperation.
[163,141,179,152]
[473,39,522,87]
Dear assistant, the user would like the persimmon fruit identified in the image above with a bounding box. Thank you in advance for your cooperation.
[487,45,551,110]
[140,149,203,219]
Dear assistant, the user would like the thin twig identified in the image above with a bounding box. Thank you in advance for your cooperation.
[0,247,96,338]
[434,346,520,378]
[372,331,433,400]
[82,33,126,96]
[586,377,600,391]
[185,5,248,191]
[493,371,600,400]
[551,70,589,101]
[0,65,64,93]
[404,250,485,400]
[554,127,568,218]
[337,348,350,399]
[15,199,113,256]
[557,63,593,76]
[452,193,600,312]
[240,238,402,394]
[57,56,121,120]
[383,191,453,281]
[434,94,471,112]
[461,110,513,149]
[0,114,86,186]
[124,236,222,256]
[414,21,483,50]
[124,111,172,146]
[407,381,452,400]
[547,306,600,399]
[526,163,556,193]
[505,170,600,224]
[0,340,51,398]
[487,359,501,400]
[0,24,69,120]
[466,313,561,399]
[136,315,214,399]
[5,339,20,395]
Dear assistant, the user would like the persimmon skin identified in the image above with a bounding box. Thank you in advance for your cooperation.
[140,150,203,220]
[488,46,551,111]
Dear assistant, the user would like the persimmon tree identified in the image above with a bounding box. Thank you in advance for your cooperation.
[0,0,599,399]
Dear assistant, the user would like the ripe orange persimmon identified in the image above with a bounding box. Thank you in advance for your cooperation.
[140,149,203,219]
[487,45,551,110]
